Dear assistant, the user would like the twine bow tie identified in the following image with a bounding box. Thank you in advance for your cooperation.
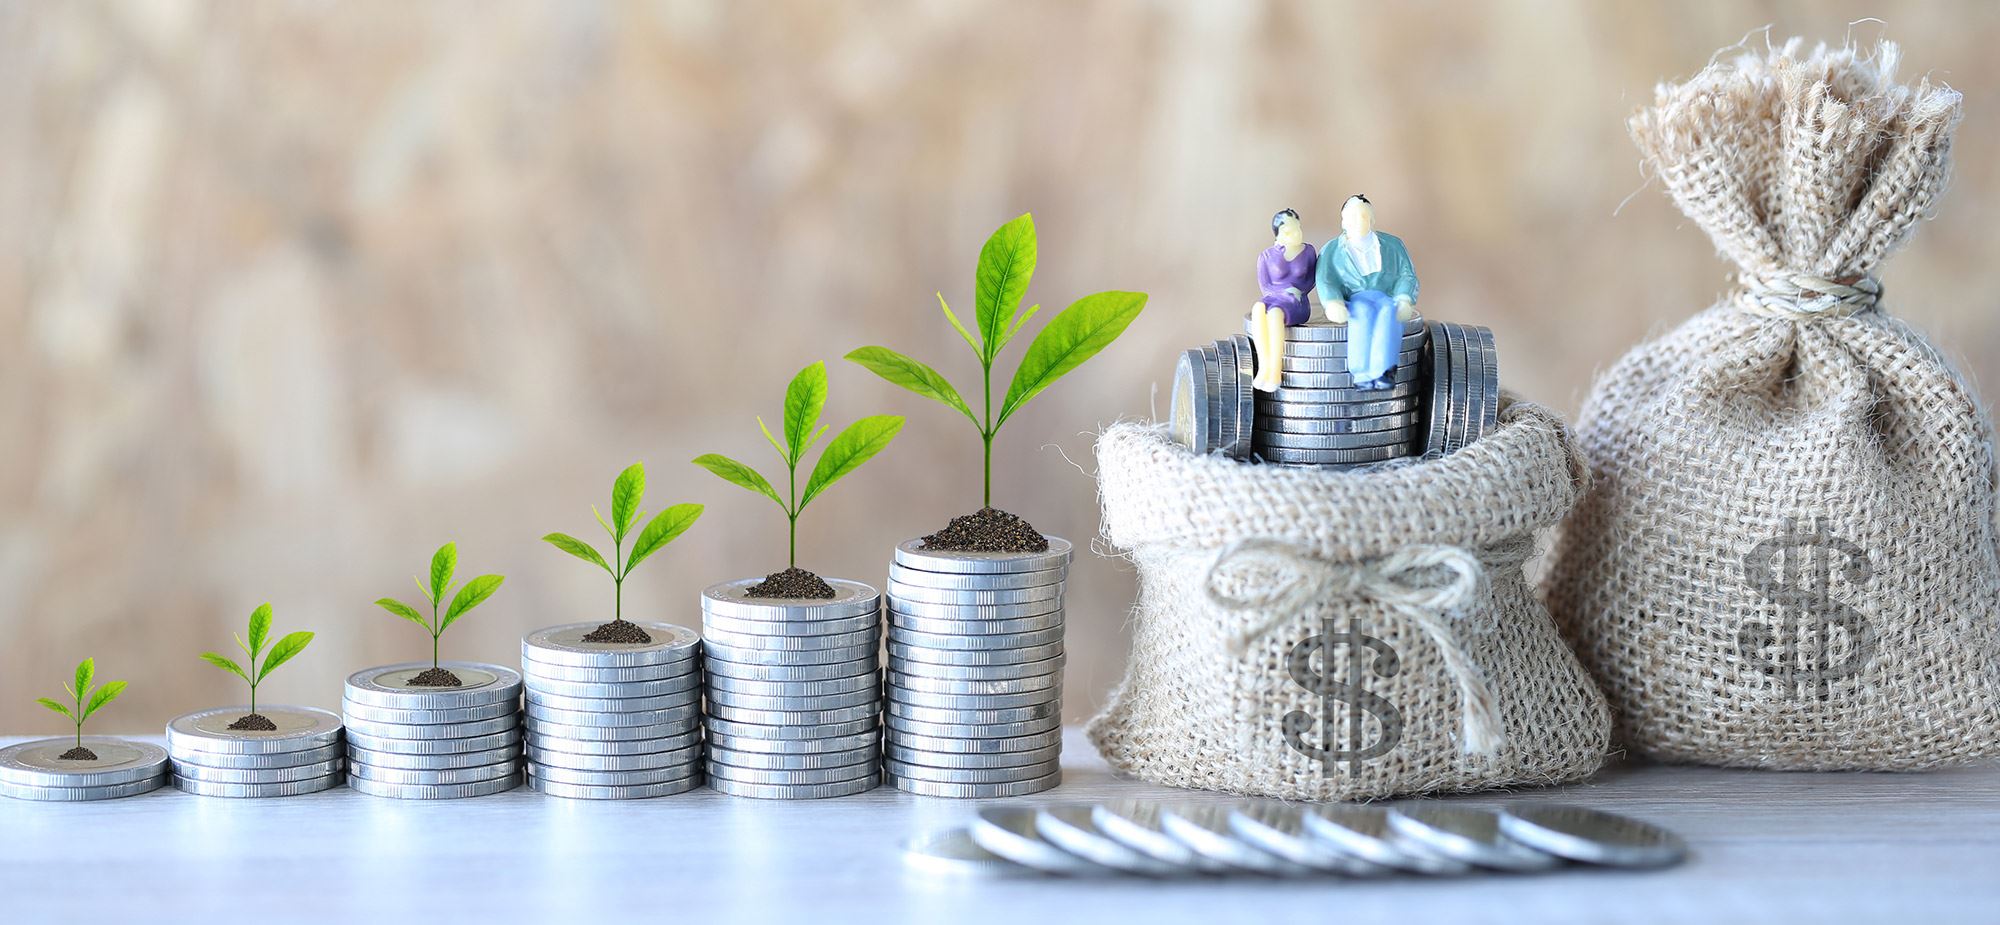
[1202,537,1505,756]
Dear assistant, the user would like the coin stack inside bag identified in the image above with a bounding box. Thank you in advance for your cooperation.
[700,579,885,799]
[342,662,523,799]
[0,738,168,802]
[167,705,344,798]
[883,538,1072,798]
[520,622,703,799]
[1250,315,1429,468]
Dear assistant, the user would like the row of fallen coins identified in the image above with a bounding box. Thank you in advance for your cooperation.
[342,662,524,799]
[700,579,884,799]
[168,706,344,797]
[882,538,1071,798]
[905,801,1686,878]
[0,738,168,801]
[522,623,704,799]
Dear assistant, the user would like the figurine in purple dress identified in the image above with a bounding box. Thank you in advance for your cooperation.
[1251,209,1318,391]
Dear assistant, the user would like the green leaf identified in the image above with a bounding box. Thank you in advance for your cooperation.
[938,293,981,358]
[36,698,74,721]
[375,597,430,631]
[543,532,612,575]
[83,680,126,722]
[801,423,830,456]
[199,652,250,685]
[783,362,828,463]
[692,454,784,508]
[801,415,904,510]
[246,602,272,659]
[441,575,504,633]
[757,415,788,461]
[611,463,645,540]
[429,543,457,603]
[1002,302,1043,347]
[998,290,1148,427]
[844,347,977,426]
[257,632,314,683]
[627,503,704,573]
[73,659,93,701]
[975,213,1037,360]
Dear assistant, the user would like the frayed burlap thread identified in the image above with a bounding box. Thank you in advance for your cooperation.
[1089,400,1610,801]
[1545,39,2000,770]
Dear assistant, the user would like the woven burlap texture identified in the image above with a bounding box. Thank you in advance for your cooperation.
[1545,38,2000,770]
[1088,399,1610,801]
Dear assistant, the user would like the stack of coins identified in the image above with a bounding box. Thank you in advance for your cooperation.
[342,662,523,799]
[700,579,884,799]
[1170,334,1255,459]
[0,738,167,802]
[883,538,1071,798]
[167,705,344,797]
[1419,321,1500,459]
[1251,316,1428,468]
[521,622,703,799]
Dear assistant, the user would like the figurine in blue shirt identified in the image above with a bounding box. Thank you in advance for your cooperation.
[1315,195,1419,389]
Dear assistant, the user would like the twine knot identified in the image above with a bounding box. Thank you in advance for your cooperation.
[1202,537,1508,756]
[1738,273,1881,319]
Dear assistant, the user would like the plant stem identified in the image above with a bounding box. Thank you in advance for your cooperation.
[614,533,625,623]
[250,680,257,715]
[983,355,993,508]
[788,455,799,569]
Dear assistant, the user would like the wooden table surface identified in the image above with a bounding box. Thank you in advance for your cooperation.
[3,730,1995,924]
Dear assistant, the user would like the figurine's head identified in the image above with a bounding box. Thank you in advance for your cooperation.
[1341,194,1374,239]
[1271,209,1304,248]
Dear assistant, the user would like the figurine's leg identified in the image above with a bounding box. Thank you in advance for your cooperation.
[1250,304,1277,391]
[1262,309,1288,391]
[1348,291,1395,386]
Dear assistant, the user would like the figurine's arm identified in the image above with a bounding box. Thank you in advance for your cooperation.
[1315,245,1349,322]
[1256,250,1279,295]
[1384,233,1420,319]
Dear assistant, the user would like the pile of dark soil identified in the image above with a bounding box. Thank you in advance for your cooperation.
[408,667,464,687]
[745,567,836,599]
[583,619,654,644]
[228,713,278,731]
[58,746,98,761]
[920,508,1050,553]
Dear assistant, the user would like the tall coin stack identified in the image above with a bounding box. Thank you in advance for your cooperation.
[521,623,703,799]
[883,538,1072,798]
[342,662,523,799]
[167,705,344,798]
[700,579,885,799]
[1251,316,1428,468]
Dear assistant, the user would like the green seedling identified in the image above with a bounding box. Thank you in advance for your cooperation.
[199,602,314,724]
[36,658,126,758]
[693,361,903,569]
[374,543,504,681]
[847,212,1147,507]
[543,462,703,633]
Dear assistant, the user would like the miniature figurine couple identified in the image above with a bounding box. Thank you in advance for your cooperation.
[1249,195,1419,392]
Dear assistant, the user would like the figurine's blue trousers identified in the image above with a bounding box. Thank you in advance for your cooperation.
[1345,290,1402,385]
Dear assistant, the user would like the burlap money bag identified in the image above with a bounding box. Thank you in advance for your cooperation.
[1088,400,1610,801]
[1545,40,2000,770]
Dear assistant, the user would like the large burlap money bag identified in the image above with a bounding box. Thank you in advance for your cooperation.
[1089,401,1610,801]
[1546,40,2000,770]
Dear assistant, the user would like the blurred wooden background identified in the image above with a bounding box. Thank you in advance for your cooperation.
[3,0,1995,732]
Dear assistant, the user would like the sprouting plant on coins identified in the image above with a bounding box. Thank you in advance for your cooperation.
[543,462,704,640]
[374,543,505,686]
[847,212,1148,507]
[36,658,127,759]
[199,602,315,728]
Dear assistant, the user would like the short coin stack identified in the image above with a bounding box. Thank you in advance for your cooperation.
[167,705,344,797]
[0,738,168,802]
[1251,316,1428,468]
[521,622,703,799]
[1418,320,1500,459]
[701,579,884,799]
[342,662,523,799]
[884,538,1071,798]
[1170,334,1255,459]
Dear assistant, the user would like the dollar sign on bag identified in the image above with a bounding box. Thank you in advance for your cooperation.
[1737,516,1878,701]
[1283,614,1404,776]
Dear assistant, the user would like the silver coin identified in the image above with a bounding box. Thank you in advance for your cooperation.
[349,743,520,770]
[1169,347,1214,455]
[699,578,880,621]
[1228,802,1392,875]
[893,537,1073,575]
[1259,410,1420,435]
[887,598,1064,620]
[1213,337,1243,458]
[529,771,701,800]
[887,609,1064,639]
[1422,321,1451,457]
[1460,323,1487,451]
[705,685,877,712]
[1158,804,1315,876]
[0,738,169,789]
[887,625,1064,653]
[700,624,880,652]
[888,769,1059,799]
[521,671,700,700]
[705,670,878,698]
[345,726,521,755]
[343,662,522,709]
[525,716,695,742]
[702,654,880,682]
[888,640,1063,666]
[1277,363,1422,390]
[1200,342,1223,455]
[1280,343,1425,364]
[1477,326,1501,434]
[885,713,1062,739]
[1497,804,1687,868]
[885,742,1061,769]
[704,715,879,741]
[1387,804,1565,871]
[889,653,1065,681]
[524,688,701,714]
[708,773,879,800]
[531,759,701,787]
[169,740,343,771]
[705,759,878,786]
[1254,427,1415,450]
[886,699,1058,726]
[174,773,340,799]
[173,756,344,784]
[1091,800,1223,871]
[526,728,700,757]
[887,563,1063,591]
[887,758,1060,785]
[1257,394,1422,419]
[1301,804,1472,874]
[699,609,879,638]
[890,582,1063,606]
[705,701,879,726]
[1442,323,1472,455]
[1225,334,1256,459]
[520,622,701,668]
[0,772,167,802]
[520,657,693,684]
[902,827,1033,879]
[887,670,1061,697]
[348,759,519,786]
[1254,443,1412,465]
[707,745,877,771]
[701,641,877,667]
[1266,379,1423,403]
[969,806,1111,875]
[1278,317,1427,341]
[165,706,345,756]
[885,727,1062,754]
[705,727,879,755]
[341,697,518,726]
[525,701,697,728]
[888,686,1059,711]
[1036,806,1181,876]
[347,772,520,800]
